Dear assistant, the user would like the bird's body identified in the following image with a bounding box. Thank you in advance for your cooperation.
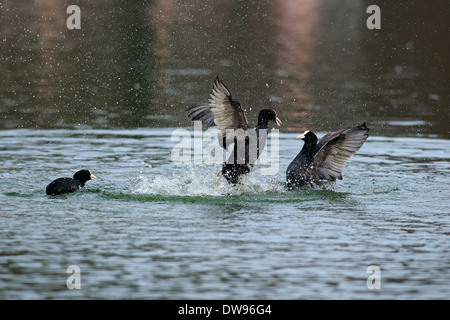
[286,123,369,190]
[46,177,83,195]
[187,76,281,185]
[46,170,96,196]
[286,138,317,188]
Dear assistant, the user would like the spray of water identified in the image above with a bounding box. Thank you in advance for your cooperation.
[129,161,287,197]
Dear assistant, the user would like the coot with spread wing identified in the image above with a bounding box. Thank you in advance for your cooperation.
[286,123,369,190]
[187,76,281,185]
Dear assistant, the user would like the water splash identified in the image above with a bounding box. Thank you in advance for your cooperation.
[139,161,152,175]
[129,162,287,197]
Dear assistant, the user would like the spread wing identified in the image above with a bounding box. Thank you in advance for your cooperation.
[313,122,369,181]
[187,76,249,150]
[186,103,216,127]
[187,76,248,130]
[207,75,249,131]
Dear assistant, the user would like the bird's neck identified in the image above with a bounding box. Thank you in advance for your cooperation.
[300,142,316,158]
[74,178,87,187]
[256,116,269,129]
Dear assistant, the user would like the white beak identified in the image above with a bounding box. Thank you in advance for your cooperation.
[275,117,282,126]
[296,130,309,139]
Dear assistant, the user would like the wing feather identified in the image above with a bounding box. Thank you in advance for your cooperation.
[187,76,249,150]
[313,123,369,181]
[186,103,215,127]
[207,76,249,131]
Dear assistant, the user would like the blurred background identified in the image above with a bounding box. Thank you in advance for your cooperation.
[0,0,448,137]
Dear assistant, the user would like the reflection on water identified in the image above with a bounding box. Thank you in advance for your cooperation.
[0,0,448,136]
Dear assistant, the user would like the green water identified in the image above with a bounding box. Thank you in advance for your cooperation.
[0,129,449,299]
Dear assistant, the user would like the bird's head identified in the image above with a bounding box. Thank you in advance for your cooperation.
[73,170,97,184]
[258,109,282,127]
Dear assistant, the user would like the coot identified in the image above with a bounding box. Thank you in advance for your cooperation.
[46,169,97,196]
[286,123,369,190]
[187,76,282,184]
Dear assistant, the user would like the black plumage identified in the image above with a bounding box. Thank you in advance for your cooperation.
[187,76,282,185]
[286,123,369,190]
[221,109,282,184]
[46,169,96,196]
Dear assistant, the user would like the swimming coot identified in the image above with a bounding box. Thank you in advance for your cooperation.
[187,76,282,185]
[286,123,369,190]
[46,169,97,196]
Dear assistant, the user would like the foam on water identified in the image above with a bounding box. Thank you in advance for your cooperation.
[129,162,288,197]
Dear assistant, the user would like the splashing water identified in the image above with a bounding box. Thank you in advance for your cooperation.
[130,161,288,197]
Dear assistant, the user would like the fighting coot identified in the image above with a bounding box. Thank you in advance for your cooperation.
[187,76,282,185]
[46,169,97,196]
[286,123,369,190]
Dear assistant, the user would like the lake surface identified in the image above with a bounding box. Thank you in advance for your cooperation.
[0,128,449,299]
[0,0,449,299]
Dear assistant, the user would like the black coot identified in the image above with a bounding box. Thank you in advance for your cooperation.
[46,169,97,196]
[187,76,282,185]
[286,123,369,190]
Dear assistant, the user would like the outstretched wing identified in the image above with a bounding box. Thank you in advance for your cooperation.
[186,103,216,127]
[313,122,369,181]
[187,76,249,150]
[207,75,249,131]
[186,76,248,131]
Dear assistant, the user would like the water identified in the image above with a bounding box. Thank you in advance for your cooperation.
[0,0,449,299]
[0,129,449,299]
